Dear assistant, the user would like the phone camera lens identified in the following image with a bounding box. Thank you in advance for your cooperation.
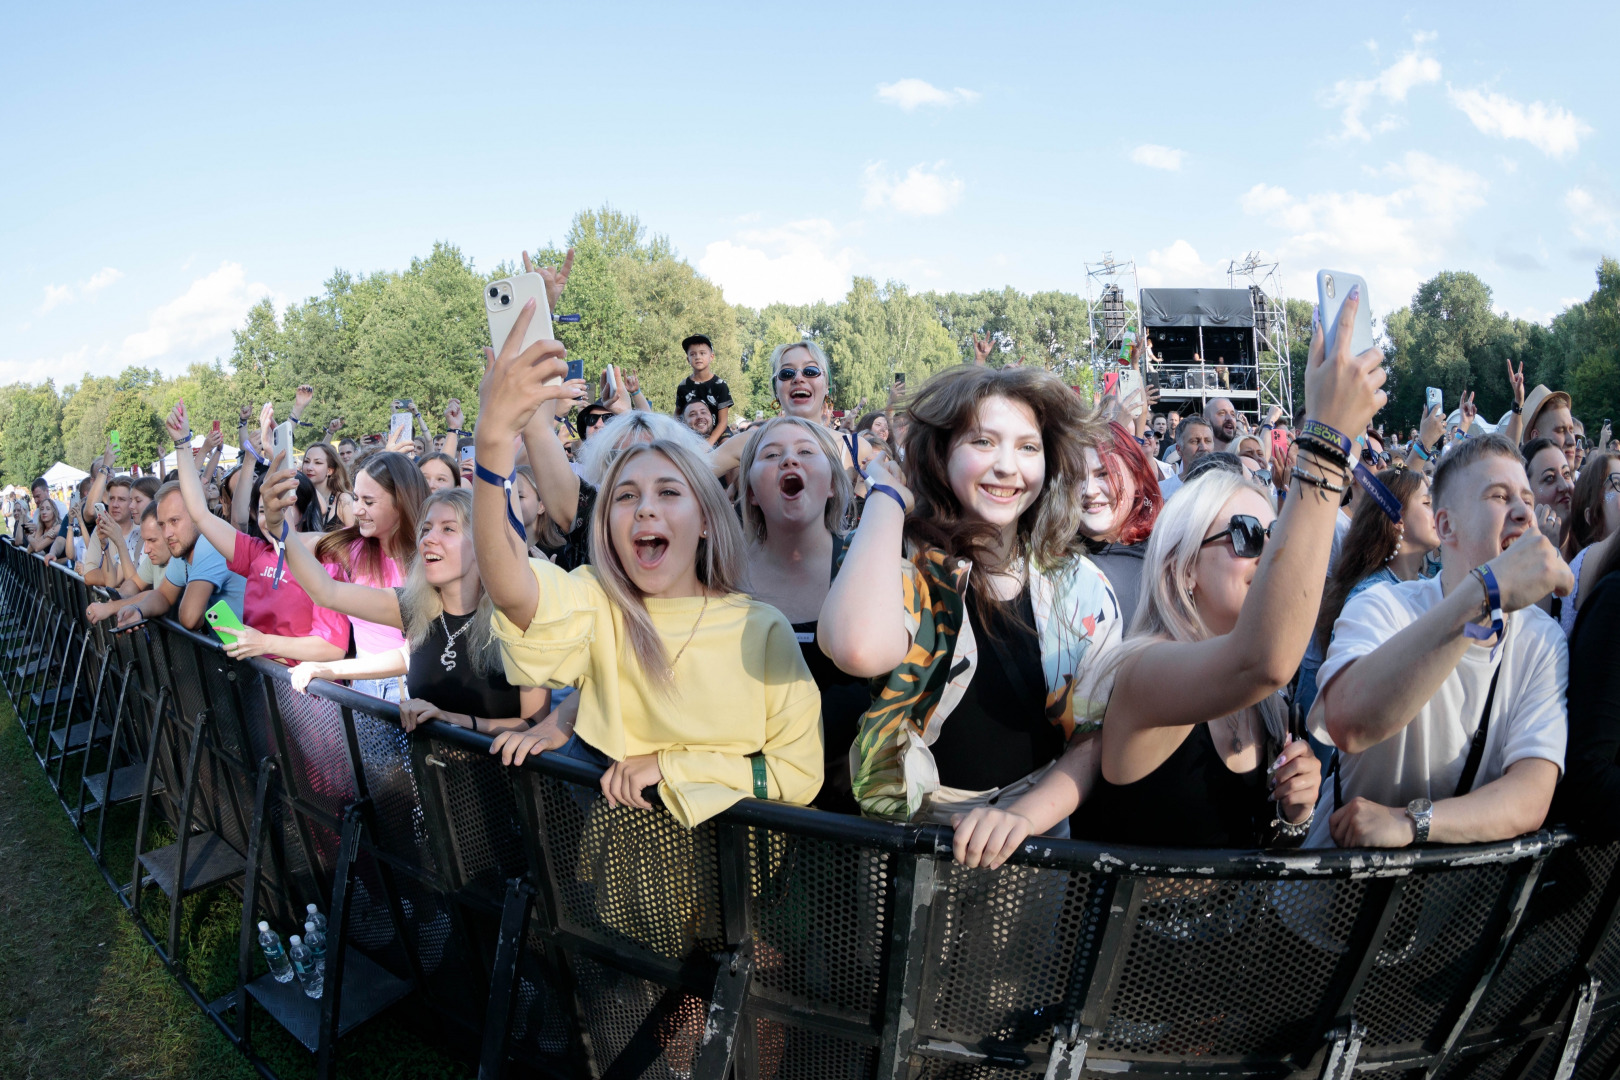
[501,294,511,305]
[488,286,499,298]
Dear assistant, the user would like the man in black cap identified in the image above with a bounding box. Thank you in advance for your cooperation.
[674,334,732,447]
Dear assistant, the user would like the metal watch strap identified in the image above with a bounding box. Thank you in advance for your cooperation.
[1406,799,1432,844]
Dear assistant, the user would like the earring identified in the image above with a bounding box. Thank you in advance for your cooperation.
[701,529,708,537]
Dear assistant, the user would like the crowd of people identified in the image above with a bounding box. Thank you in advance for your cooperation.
[16,262,1620,871]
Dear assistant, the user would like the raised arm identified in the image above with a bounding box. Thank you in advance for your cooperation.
[474,297,571,626]
[260,465,403,629]
[817,455,915,676]
[165,400,242,561]
[523,388,586,532]
[1106,291,1387,746]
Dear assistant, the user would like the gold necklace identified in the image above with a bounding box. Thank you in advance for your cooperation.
[666,595,709,678]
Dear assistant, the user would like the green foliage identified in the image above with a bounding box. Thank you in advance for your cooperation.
[14,208,1619,464]
[0,382,64,485]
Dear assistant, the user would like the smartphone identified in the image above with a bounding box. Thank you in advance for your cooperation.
[601,364,619,403]
[1316,271,1375,358]
[458,444,475,464]
[204,600,248,648]
[484,272,556,382]
[1270,428,1291,461]
[565,358,584,383]
[1115,368,1145,417]
[273,419,296,471]
[94,501,108,518]
[390,411,412,445]
[1425,386,1443,417]
[211,419,221,436]
[893,371,906,387]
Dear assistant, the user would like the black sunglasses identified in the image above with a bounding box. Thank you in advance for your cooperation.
[775,365,823,382]
[1201,514,1272,559]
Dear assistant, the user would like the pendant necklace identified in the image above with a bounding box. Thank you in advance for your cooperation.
[665,596,710,680]
[439,612,472,672]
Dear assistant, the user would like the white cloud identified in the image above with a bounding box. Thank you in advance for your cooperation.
[698,220,856,308]
[1137,240,1226,288]
[1449,87,1590,158]
[1242,151,1487,308]
[1130,144,1185,171]
[875,78,980,111]
[38,266,123,314]
[861,162,964,216]
[1566,187,1618,241]
[1327,35,1441,140]
[119,262,274,364]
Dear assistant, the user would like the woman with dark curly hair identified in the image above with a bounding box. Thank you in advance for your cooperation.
[819,364,1123,863]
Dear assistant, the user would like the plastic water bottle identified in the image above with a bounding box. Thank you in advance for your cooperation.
[303,920,327,976]
[289,934,323,999]
[305,902,327,935]
[1121,327,1136,360]
[258,921,294,984]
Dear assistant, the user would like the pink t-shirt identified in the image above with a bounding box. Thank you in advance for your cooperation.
[228,533,351,661]
[331,539,407,658]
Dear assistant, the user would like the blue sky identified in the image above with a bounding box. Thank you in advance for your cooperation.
[3,2,1616,389]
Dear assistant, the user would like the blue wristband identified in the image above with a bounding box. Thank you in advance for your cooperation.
[474,460,527,540]
[272,520,289,591]
[1300,419,1353,458]
[868,484,907,514]
[1352,462,1402,524]
[1462,564,1504,649]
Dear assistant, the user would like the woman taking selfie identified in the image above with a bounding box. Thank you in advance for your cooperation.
[473,303,823,827]
[819,364,1123,863]
[301,441,353,530]
[1061,298,1385,852]
[1077,420,1165,622]
[267,480,547,737]
[734,416,866,812]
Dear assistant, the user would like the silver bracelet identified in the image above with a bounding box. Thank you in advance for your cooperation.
[1271,809,1314,839]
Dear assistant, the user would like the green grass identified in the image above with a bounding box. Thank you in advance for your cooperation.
[0,688,478,1079]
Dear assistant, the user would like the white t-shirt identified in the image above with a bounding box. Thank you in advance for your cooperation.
[136,552,165,587]
[1151,457,1176,481]
[1327,510,1352,576]
[1159,474,1184,502]
[1305,575,1568,847]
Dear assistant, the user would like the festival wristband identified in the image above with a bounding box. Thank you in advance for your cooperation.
[844,432,869,479]
[750,754,768,800]
[1411,440,1431,461]
[868,484,908,514]
[174,431,194,448]
[1352,462,1402,524]
[474,460,527,539]
[243,440,268,466]
[554,313,582,323]
[1300,419,1353,459]
[271,519,289,591]
[1462,564,1504,646]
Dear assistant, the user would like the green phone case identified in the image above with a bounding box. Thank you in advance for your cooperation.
[204,600,247,647]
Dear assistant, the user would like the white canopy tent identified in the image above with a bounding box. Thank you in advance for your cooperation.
[42,460,89,490]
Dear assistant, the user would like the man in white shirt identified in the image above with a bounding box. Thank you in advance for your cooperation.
[1157,416,1214,502]
[1307,433,1572,848]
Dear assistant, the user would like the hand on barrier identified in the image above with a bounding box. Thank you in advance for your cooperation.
[289,662,334,694]
[1329,795,1415,848]
[114,606,145,630]
[86,601,115,624]
[399,697,451,733]
[601,754,662,810]
[490,710,573,766]
[950,807,1034,870]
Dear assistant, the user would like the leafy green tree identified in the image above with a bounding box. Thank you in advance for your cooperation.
[1553,258,1620,434]
[0,382,65,485]
[104,388,165,473]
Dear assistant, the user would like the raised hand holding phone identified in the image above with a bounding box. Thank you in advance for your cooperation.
[485,270,556,385]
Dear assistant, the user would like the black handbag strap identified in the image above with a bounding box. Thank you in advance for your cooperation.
[1454,661,1503,798]
[1332,657,1503,811]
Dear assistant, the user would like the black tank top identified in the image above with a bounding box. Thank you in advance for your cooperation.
[791,537,870,814]
[1073,722,1272,848]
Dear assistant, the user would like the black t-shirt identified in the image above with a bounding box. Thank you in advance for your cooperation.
[396,590,522,723]
[675,376,733,420]
[554,482,598,572]
[927,586,1061,792]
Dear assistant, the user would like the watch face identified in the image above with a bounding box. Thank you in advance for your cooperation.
[1410,797,1433,815]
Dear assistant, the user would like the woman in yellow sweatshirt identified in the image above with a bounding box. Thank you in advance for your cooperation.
[470,299,823,828]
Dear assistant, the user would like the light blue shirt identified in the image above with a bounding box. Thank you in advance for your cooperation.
[164,534,246,619]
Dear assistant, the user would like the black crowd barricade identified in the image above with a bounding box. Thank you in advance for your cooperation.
[7,540,1620,1080]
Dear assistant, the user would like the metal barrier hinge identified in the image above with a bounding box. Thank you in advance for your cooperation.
[1319,1020,1366,1080]
[1043,1022,1092,1080]
[1553,975,1602,1080]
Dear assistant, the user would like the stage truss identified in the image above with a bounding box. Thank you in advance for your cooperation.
[1084,253,1139,382]
[1227,252,1294,421]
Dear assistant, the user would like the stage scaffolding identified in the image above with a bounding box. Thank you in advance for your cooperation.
[1227,251,1294,421]
[1084,253,1139,380]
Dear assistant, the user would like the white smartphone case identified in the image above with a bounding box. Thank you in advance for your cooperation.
[273,420,296,471]
[1316,270,1375,358]
[485,272,555,383]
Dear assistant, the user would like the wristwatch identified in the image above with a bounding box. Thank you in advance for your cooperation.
[1406,797,1433,844]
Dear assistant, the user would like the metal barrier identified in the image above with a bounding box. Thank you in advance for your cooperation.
[5,538,1620,1080]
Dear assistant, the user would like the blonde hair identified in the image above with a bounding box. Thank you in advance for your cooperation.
[770,341,832,411]
[576,410,711,489]
[589,440,748,692]
[1111,469,1286,738]
[398,489,497,677]
[734,416,852,543]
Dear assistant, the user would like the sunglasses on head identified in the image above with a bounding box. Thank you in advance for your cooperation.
[775,365,823,382]
[1200,514,1272,559]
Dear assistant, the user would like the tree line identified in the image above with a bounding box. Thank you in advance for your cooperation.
[2,205,1616,483]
